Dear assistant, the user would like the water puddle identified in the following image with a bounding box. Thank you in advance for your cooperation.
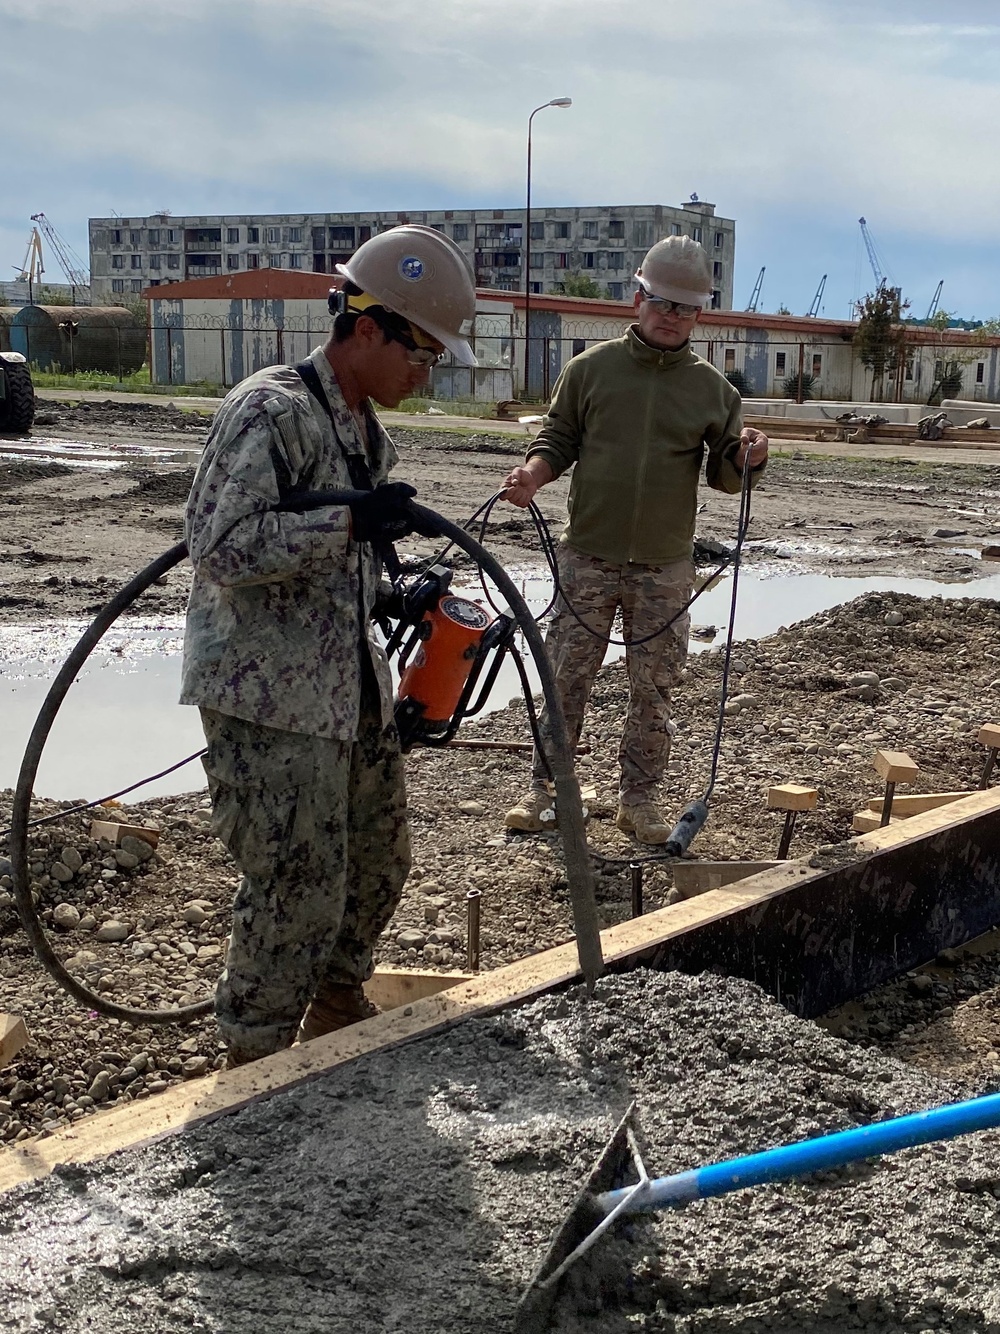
[0,435,200,468]
[4,568,1000,802]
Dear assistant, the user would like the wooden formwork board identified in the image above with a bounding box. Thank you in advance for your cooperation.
[3,786,1000,1197]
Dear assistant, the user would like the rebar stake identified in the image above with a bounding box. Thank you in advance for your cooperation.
[466,889,481,972]
[767,785,818,859]
[978,724,1000,789]
[630,863,644,918]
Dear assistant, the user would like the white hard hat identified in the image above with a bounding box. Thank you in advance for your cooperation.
[635,236,712,306]
[336,225,478,366]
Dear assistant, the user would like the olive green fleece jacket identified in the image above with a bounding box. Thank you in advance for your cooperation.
[526,325,763,566]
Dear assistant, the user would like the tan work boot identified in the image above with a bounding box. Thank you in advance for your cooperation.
[616,801,672,845]
[298,982,380,1043]
[225,1046,260,1070]
[504,789,557,832]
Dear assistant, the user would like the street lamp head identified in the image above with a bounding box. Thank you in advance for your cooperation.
[549,97,572,108]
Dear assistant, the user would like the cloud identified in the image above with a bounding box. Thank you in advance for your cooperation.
[3,0,1000,316]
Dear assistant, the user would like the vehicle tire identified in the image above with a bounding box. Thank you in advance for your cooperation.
[0,361,35,433]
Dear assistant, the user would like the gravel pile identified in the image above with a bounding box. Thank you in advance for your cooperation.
[2,969,1000,1333]
[4,590,1000,1146]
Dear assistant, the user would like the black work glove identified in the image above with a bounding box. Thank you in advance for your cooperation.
[346,483,437,542]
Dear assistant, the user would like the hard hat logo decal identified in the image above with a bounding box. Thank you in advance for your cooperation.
[399,255,424,282]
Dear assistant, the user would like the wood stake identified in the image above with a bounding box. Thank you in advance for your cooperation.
[979,724,1000,789]
[0,1014,28,1069]
[767,784,818,858]
[873,750,918,826]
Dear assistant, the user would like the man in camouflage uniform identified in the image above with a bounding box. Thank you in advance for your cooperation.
[502,237,768,844]
[181,226,477,1065]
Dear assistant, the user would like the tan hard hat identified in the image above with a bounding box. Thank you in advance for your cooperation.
[635,236,712,306]
[336,225,478,366]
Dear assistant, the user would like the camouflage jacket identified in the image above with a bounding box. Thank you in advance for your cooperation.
[180,346,398,740]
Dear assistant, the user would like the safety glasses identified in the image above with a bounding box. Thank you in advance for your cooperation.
[637,282,701,317]
[381,318,443,367]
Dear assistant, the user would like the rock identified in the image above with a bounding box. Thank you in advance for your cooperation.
[396,928,427,950]
[9,1081,35,1106]
[60,847,83,873]
[183,905,208,925]
[848,672,880,688]
[908,974,935,996]
[114,849,140,870]
[95,921,130,942]
[884,611,905,627]
[52,903,81,931]
[119,835,155,863]
[457,800,485,816]
[87,1072,111,1101]
[182,1056,210,1077]
[78,914,97,932]
[118,1066,139,1086]
[934,528,966,538]
[50,862,74,883]
[196,944,223,960]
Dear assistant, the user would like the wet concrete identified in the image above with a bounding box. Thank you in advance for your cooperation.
[2,969,1000,1333]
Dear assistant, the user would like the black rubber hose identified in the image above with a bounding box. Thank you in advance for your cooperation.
[9,542,206,1024]
[10,503,603,1026]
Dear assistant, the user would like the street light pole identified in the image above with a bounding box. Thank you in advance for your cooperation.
[524,96,572,400]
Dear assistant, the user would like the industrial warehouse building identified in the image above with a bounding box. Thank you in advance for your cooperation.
[144,269,1000,407]
[90,199,736,311]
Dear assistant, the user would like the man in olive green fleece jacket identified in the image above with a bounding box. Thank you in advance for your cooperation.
[502,236,768,844]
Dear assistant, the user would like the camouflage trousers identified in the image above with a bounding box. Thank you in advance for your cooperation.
[531,542,693,806]
[201,698,410,1058]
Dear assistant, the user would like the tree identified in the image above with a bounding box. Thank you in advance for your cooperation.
[923,309,982,405]
[559,272,611,300]
[782,372,817,401]
[725,369,751,396]
[854,287,910,401]
[775,303,792,316]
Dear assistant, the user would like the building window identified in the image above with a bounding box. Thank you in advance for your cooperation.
[714,231,724,249]
[148,228,160,245]
[554,253,569,269]
[110,229,122,245]
[130,255,143,269]
[289,253,302,268]
[112,255,125,269]
[812,353,823,378]
[581,252,595,269]
[670,223,682,236]
[227,227,240,244]
[775,352,787,376]
[554,221,569,239]
[167,254,180,269]
[266,227,280,244]
[692,226,702,243]
[977,362,986,383]
[111,279,124,292]
[905,359,915,381]
[452,223,468,241]
[167,228,180,243]
[713,261,723,280]
[149,254,161,270]
[247,227,259,243]
[286,226,302,243]
[608,220,625,239]
[572,339,587,357]
[634,222,652,246]
[582,221,598,239]
[529,281,543,294]
[129,230,141,245]
[529,221,544,240]
[246,253,259,269]
[608,282,623,300]
[711,289,721,309]
[227,254,240,270]
[130,279,143,292]
[606,252,624,270]
[724,348,736,373]
[499,252,519,268]
[529,252,544,268]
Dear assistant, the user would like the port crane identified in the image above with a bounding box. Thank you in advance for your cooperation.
[745,266,765,313]
[29,213,89,299]
[12,227,45,289]
[806,274,827,317]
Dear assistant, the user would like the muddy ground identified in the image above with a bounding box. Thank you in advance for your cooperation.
[4,399,1000,1193]
[3,397,1000,621]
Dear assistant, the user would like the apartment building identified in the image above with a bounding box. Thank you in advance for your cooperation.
[89,197,736,308]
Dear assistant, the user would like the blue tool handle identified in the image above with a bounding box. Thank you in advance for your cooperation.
[597,1090,1000,1215]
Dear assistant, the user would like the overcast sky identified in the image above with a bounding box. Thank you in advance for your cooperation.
[2,0,998,320]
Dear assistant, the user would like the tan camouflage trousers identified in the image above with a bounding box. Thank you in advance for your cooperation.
[201,696,410,1058]
[531,542,693,806]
